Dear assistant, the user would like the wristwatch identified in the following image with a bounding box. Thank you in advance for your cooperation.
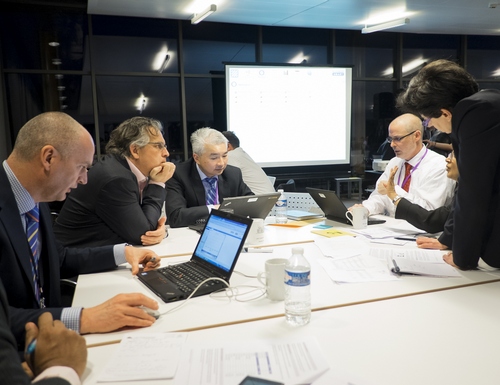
[392,195,402,204]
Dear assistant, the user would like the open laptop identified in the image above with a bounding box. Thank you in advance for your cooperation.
[219,192,280,219]
[138,209,252,302]
[306,187,386,226]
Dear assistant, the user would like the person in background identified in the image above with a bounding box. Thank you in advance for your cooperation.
[397,59,500,270]
[422,124,453,157]
[54,117,175,247]
[165,127,253,228]
[221,131,275,194]
[378,151,458,247]
[353,113,455,217]
[0,275,87,385]
[0,112,161,349]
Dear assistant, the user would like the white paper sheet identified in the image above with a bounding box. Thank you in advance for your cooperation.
[97,333,187,382]
[175,337,330,385]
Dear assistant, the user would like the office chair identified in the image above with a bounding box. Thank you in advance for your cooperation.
[51,211,77,306]
[276,179,296,192]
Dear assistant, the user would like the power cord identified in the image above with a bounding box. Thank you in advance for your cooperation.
[159,271,267,315]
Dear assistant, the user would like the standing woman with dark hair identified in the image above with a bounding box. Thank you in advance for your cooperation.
[397,59,500,270]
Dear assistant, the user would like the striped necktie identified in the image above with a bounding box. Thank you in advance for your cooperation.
[26,206,42,306]
[205,177,218,205]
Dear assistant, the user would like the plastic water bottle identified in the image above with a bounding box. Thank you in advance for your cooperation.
[275,189,288,224]
[284,247,311,326]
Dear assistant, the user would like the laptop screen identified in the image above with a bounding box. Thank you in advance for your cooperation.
[193,212,249,272]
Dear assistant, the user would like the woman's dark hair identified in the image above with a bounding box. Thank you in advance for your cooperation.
[396,59,479,118]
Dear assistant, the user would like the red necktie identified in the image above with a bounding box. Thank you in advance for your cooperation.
[402,162,412,192]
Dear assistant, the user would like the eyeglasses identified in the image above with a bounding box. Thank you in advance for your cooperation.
[422,117,431,127]
[387,130,417,143]
[147,142,167,150]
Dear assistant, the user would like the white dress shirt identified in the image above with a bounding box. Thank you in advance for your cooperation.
[363,145,456,217]
[227,147,274,195]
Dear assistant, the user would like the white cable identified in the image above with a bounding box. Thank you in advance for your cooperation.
[160,277,230,315]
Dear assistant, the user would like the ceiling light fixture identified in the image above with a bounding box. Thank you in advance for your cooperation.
[158,54,171,73]
[191,4,217,24]
[362,18,410,34]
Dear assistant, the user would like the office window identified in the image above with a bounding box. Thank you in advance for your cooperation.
[402,34,460,79]
[5,73,93,141]
[0,4,87,70]
[467,36,500,80]
[95,76,181,156]
[336,31,396,78]
[183,22,256,74]
[262,27,328,64]
[184,77,216,158]
[91,16,179,73]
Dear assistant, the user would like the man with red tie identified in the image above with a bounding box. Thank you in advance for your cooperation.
[357,113,455,217]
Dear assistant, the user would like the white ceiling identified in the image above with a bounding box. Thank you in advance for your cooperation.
[88,0,500,36]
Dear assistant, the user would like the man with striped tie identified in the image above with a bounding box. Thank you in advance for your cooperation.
[165,127,253,228]
[0,112,162,350]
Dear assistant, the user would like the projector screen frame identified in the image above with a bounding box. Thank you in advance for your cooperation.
[224,62,354,172]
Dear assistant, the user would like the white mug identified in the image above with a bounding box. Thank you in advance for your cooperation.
[246,218,265,244]
[346,206,368,229]
[258,258,287,301]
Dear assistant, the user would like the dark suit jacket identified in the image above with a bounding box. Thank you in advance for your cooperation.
[0,167,117,348]
[0,277,71,384]
[451,89,500,269]
[165,158,253,228]
[54,155,166,247]
[395,198,451,235]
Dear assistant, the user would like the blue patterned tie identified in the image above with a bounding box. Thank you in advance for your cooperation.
[26,206,41,306]
[205,177,218,205]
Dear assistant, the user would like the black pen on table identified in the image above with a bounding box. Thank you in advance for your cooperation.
[391,259,400,273]
[394,236,417,241]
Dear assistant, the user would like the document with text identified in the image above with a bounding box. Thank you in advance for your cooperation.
[97,333,187,382]
[175,337,330,385]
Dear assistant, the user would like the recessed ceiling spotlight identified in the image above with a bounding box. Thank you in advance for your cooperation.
[52,58,62,65]
[55,74,64,79]
[48,41,60,47]
[57,86,65,91]
[59,96,67,101]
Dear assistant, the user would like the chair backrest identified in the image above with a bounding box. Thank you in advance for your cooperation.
[268,192,320,216]
[276,179,296,192]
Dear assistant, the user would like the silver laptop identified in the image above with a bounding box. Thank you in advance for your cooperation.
[138,209,252,302]
[306,187,385,225]
[219,192,280,219]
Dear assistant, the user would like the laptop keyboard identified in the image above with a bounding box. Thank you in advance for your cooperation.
[158,263,219,293]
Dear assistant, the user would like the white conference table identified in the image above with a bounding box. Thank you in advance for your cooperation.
[82,280,500,385]
[73,216,500,347]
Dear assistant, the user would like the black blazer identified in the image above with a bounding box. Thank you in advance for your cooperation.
[165,158,253,228]
[0,167,116,347]
[54,155,166,247]
[395,198,451,235]
[451,90,500,269]
[0,277,71,384]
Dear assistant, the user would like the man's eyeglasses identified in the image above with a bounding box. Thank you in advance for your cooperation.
[422,117,431,127]
[387,130,417,144]
[148,142,167,150]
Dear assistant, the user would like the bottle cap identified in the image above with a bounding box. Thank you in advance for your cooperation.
[277,189,284,193]
[292,247,304,254]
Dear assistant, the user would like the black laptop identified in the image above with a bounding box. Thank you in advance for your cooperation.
[306,187,386,226]
[138,209,252,302]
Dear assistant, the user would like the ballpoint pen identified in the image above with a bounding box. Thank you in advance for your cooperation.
[25,338,37,369]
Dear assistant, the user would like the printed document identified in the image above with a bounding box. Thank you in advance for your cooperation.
[175,337,330,385]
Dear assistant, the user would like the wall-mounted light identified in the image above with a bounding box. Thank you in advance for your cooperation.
[158,54,170,73]
[191,4,217,24]
[362,18,410,34]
